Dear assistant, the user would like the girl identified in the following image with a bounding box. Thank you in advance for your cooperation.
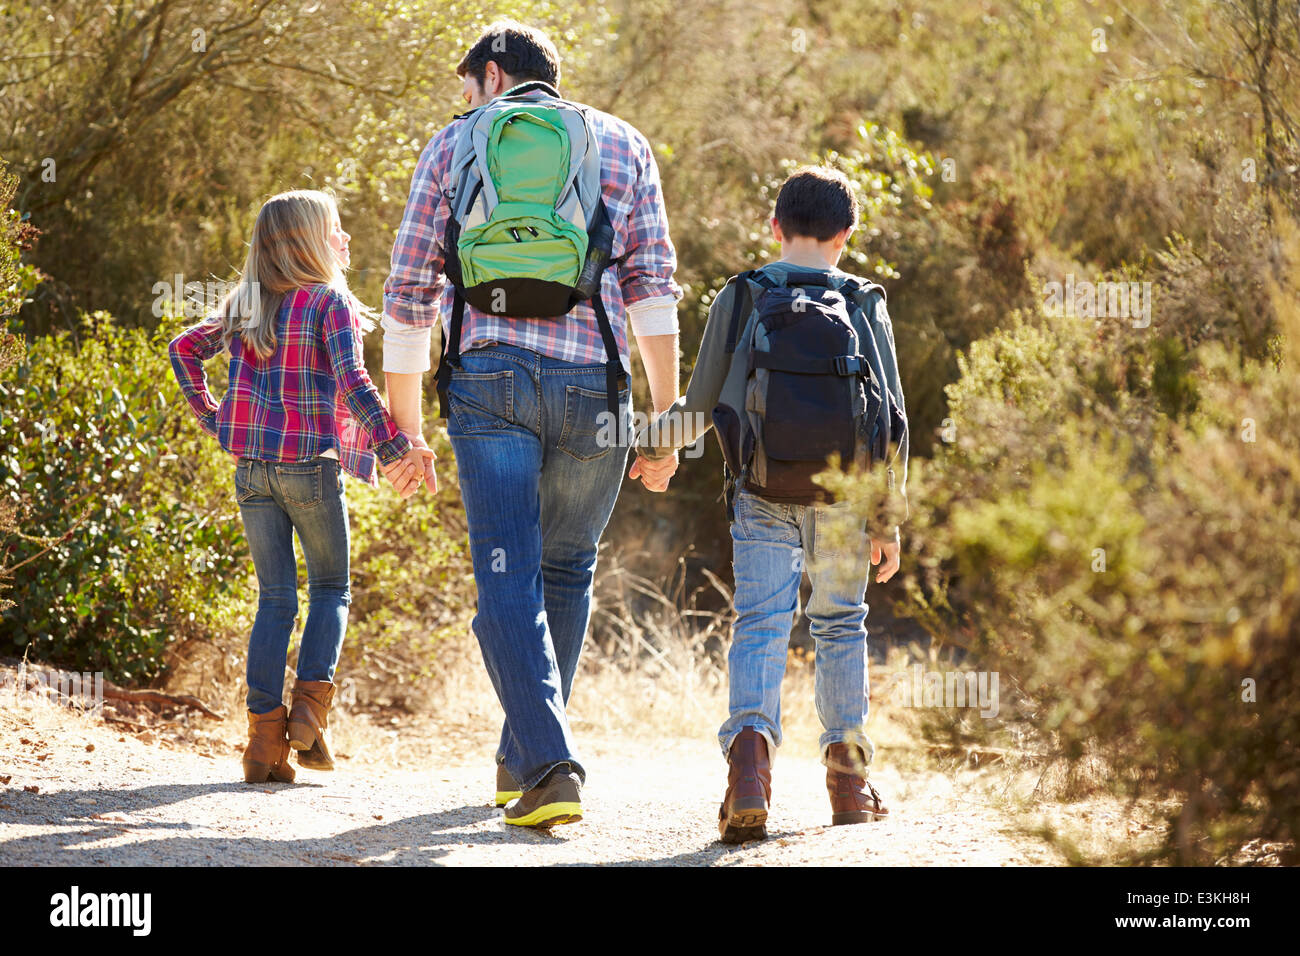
[169,189,435,784]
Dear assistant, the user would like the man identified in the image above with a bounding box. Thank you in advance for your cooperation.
[381,21,681,828]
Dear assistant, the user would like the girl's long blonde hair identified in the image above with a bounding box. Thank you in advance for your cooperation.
[204,189,375,359]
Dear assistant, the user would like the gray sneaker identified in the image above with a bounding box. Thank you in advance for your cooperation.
[503,765,583,828]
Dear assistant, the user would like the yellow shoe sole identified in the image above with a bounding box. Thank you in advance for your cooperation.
[503,801,583,828]
[494,789,523,808]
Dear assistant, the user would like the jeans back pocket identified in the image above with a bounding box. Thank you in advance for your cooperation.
[812,501,869,560]
[557,384,629,461]
[235,459,269,503]
[275,461,323,508]
[449,369,515,434]
[732,488,799,545]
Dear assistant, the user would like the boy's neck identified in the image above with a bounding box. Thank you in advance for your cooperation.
[777,238,840,271]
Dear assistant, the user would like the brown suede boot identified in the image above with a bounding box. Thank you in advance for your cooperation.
[718,727,772,844]
[826,742,888,824]
[242,706,296,784]
[287,679,336,771]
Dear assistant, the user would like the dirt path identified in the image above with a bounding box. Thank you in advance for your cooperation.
[0,697,1062,866]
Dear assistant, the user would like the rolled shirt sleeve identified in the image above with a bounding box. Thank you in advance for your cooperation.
[626,294,680,337]
[382,131,452,375]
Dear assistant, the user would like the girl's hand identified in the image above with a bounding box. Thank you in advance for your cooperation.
[381,449,423,499]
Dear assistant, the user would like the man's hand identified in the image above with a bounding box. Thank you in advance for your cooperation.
[870,529,901,583]
[404,432,439,494]
[629,451,677,492]
[382,442,435,499]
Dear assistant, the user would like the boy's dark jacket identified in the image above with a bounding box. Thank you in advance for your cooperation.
[633,259,909,530]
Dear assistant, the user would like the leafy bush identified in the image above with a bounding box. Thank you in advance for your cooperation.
[826,222,1300,863]
[339,419,475,711]
[0,314,248,680]
[0,306,476,700]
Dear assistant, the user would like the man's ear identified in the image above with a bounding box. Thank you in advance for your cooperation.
[484,60,502,95]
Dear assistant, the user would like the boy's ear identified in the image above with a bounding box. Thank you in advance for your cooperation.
[771,216,784,244]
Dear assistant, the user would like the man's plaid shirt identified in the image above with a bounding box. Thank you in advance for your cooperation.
[381,89,681,374]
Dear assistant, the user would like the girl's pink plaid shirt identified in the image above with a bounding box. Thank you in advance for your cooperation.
[168,284,412,488]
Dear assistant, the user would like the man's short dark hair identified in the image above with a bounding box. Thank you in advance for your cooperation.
[456,20,561,89]
[773,166,860,242]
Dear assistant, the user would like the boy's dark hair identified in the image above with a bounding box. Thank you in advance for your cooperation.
[773,166,859,242]
[456,20,561,89]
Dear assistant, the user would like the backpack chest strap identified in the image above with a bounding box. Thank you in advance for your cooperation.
[752,352,867,376]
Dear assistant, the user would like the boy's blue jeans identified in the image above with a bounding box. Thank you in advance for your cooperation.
[446,343,631,791]
[721,486,875,766]
[235,457,351,715]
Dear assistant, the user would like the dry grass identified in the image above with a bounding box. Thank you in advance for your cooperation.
[565,551,934,771]
[131,545,1184,864]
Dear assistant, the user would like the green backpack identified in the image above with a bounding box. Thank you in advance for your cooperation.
[436,81,621,418]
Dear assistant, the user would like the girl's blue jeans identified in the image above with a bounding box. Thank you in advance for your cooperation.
[234,456,351,715]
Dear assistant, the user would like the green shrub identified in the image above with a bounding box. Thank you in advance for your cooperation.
[824,224,1300,863]
[0,313,248,681]
[0,308,477,700]
[339,419,475,710]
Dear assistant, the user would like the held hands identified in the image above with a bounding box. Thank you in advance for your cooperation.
[629,450,678,493]
[870,528,901,583]
[405,432,439,494]
[382,433,438,499]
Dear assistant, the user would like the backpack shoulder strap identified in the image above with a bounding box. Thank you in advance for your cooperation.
[723,267,785,352]
[501,80,563,100]
[837,275,887,316]
[724,272,754,354]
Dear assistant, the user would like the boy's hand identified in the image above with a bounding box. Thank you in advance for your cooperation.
[629,451,677,492]
[870,529,901,583]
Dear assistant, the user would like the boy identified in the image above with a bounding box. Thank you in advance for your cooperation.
[632,166,908,842]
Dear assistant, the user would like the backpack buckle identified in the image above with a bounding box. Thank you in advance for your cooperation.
[834,355,865,376]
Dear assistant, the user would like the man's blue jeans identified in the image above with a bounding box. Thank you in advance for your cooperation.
[720,486,876,766]
[235,456,351,715]
[446,343,631,791]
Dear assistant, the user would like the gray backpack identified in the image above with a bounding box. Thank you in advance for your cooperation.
[712,268,907,515]
[436,81,621,418]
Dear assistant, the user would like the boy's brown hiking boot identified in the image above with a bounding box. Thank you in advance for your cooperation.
[826,742,888,824]
[287,679,336,771]
[718,727,772,844]
[242,706,296,784]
